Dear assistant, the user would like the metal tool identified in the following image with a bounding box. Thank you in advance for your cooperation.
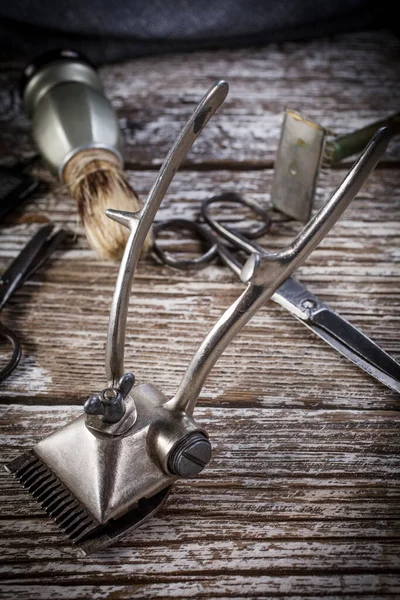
[271,109,400,222]
[0,224,67,381]
[5,79,396,555]
[21,49,122,178]
[153,191,400,393]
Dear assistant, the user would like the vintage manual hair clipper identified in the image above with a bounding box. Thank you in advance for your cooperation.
[5,80,396,555]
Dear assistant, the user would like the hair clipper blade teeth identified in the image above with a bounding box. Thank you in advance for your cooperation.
[5,449,173,555]
[5,450,102,547]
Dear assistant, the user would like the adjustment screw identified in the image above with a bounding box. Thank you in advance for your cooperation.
[84,372,135,423]
[168,432,212,478]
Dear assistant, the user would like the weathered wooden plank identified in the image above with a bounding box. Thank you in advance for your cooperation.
[2,474,400,521]
[2,516,400,544]
[1,406,399,523]
[0,168,398,409]
[1,578,400,600]
[3,405,400,453]
[0,575,398,600]
[1,164,399,231]
[1,32,399,167]
[0,30,399,598]
[1,540,400,578]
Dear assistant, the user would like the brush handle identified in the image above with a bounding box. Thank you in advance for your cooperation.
[22,50,123,179]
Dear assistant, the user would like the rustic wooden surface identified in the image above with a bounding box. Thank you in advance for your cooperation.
[0,29,400,599]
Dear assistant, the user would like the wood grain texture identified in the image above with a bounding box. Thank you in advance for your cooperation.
[1,406,400,595]
[0,168,398,409]
[1,31,400,168]
[0,28,400,599]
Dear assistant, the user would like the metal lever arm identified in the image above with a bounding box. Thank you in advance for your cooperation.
[105,80,229,385]
[169,126,393,415]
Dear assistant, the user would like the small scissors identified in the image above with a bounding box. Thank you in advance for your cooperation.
[0,223,67,382]
[153,192,400,393]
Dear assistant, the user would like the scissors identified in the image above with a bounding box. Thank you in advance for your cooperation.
[0,223,67,382]
[153,191,400,394]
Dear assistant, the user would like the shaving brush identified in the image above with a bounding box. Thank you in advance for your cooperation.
[63,148,148,260]
[21,49,152,260]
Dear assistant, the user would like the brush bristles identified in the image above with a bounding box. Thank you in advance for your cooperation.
[63,149,153,260]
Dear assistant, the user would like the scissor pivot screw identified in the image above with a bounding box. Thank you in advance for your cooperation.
[302,298,317,310]
[168,432,212,478]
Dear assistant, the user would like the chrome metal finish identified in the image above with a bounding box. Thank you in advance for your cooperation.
[84,372,135,426]
[170,126,393,414]
[19,382,207,531]
[33,383,180,523]
[105,79,229,386]
[274,278,400,393]
[23,60,102,117]
[6,447,172,555]
[85,393,137,436]
[22,58,123,177]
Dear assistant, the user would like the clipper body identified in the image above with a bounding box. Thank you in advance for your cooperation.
[7,382,208,554]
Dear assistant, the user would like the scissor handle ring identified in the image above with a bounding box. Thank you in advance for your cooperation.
[201,192,271,240]
[0,323,22,382]
[153,218,218,270]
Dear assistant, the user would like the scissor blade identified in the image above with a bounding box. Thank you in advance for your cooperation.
[272,278,400,393]
[312,309,400,382]
[0,224,53,309]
